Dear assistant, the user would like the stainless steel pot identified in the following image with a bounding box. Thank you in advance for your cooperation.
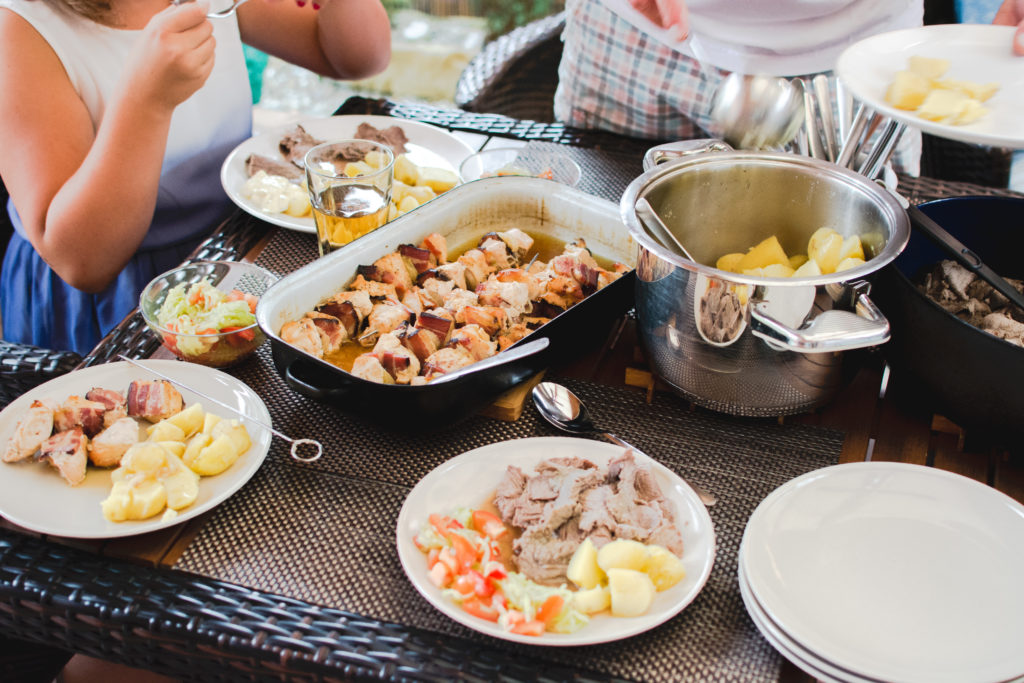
[621,141,910,416]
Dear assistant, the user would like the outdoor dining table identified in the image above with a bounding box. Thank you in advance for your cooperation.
[1,96,1022,683]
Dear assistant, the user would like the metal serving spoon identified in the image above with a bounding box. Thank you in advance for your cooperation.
[531,381,717,507]
[172,0,251,18]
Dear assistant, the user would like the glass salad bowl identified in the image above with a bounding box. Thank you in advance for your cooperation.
[140,261,278,368]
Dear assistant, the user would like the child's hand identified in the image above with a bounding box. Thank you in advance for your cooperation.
[122,1,216,111]
[628,0,689,41]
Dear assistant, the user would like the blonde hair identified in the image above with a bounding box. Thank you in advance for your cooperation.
[37,0,115,24]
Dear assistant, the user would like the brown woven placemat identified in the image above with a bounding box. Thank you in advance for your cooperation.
[175,349,842,683]
[173,156,844,681]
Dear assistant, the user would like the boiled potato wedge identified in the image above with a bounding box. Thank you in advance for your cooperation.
[166,403,204,438]
[607,568,656,617]
[573,585,611,615]
[567,538,605,589]
[644,545,686,591]
[597,539,648,572]
[737,236,789,272]
[885,70,932,110]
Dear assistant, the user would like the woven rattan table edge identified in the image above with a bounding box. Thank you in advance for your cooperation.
[0,530,622,682]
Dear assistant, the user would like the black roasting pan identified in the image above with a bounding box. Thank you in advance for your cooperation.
[256,176,637,428]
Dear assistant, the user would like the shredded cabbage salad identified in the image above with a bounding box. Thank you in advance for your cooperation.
[156,279,257,357]
[414,506,589,636]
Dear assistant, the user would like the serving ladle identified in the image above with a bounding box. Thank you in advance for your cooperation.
[531,381,717,507]
[710,72,805,150]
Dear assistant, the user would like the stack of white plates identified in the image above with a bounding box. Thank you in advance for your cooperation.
[739,462,1024,683]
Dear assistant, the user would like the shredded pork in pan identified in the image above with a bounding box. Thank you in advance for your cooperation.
[280,229,630,384]
[919,259,1024,347]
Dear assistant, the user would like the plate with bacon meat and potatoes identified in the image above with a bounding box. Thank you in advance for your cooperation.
[221,115,476,232]
[396,437,716,645]
[0,359,271,538]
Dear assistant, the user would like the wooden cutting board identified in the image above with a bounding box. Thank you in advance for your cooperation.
[479,371,545,422]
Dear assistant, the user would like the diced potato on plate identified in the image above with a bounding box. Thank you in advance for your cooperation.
[567,537,605,589]
[885,70,932,110]
[644,545,686,591]
[394,155,420,186]
[363,150,389,169]
[162,452,200,510]
[188,435,238,476]
[166,403,204,438]
[147,420,185,443]
[344,161,375,178]
[573,585,611,614]
[916,89,972,123]
[397,196,420,214]
[417,166,459,193]
[607,568,656,617]
[907,55,949,80]
[183,432,212,469]
[597,539,649,572]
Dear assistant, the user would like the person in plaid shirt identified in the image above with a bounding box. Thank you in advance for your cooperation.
[554,0,926,173]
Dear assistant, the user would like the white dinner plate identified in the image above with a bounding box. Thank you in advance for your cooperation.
[738,558,879,683]
[836,24,1024,149]
[0,360,272,538]
[220,115,476,233]
[741,462,1024,683]
[396,436,716,646]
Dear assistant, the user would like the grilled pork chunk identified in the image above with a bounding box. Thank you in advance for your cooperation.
[2,399,56,463]
[54,395,106,438]
[89,416,139,468]
[38,428,88,486]
[85,387,128,428]
[126,380,183,422]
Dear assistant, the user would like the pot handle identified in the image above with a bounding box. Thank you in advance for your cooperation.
[284,360,348,400]
[643,139,733,172]
[749,284,890,352]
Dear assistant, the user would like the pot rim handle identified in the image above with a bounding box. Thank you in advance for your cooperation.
[643,139,733,172]
[749,283,890,352]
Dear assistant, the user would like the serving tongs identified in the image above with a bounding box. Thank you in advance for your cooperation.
[118,355,324,463]
[906,206,1024,313]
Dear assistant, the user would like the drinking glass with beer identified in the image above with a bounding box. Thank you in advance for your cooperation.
[305,139,395,257]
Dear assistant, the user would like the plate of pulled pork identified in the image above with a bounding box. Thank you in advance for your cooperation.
[221,115,476,232]
[0,360,272,538]
[396,437,716,645]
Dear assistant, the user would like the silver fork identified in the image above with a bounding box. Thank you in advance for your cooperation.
[172,0,251,18]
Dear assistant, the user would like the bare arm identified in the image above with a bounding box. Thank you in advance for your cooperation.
[993,0,1024,55]
[237,0,391,79]
[0,3,215,292]
[628,0,689,40]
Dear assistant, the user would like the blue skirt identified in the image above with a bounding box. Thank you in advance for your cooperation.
[1,232,206,356]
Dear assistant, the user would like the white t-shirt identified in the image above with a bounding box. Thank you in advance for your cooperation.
[0,0,253,248]
[603,0,924,76]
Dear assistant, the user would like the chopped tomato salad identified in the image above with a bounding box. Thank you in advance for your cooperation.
[414,508,587,635]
